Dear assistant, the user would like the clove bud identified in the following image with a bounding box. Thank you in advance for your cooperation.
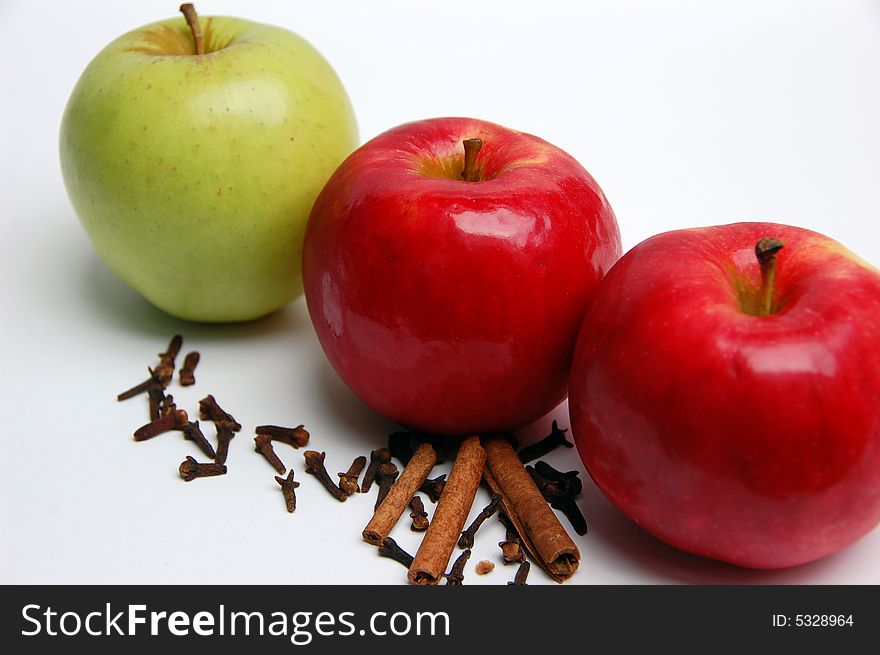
[255,424,310,448]
[517,420,573,463]
[275,470,300,513]
[255,434,286,474]
[179,456,226,481]
[361,448,391,493]
[304,451,347,502]
[134,408,188,441]
[199,395,241,432]
[337,455,367,497]
[409,496,429,531]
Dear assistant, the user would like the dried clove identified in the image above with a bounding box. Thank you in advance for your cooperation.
[517,420,574,463]
[134,408,188,441]
[256,424,310,448]
[155,334,183,380]
[182,420,216,459]
[159,394,176,416]
[117,376,153,402]
[458,493,500,549]
[534,460,582,488]
[179,455,226,481]
[444,549,471,586]
[374,462,399,509]
[179,351,200,386]
[117,335,182,401]
[409,496,429,531]
[419,474,447,503]
[378,537,414,569]
[275,470,300,513]
[507,560,530,586]
[199,395,241,432]
[255,434,286,474]
[304,451,347,502]
[361,448,391,493]
[498,515,525,565]
[214,422,235,465]
[147,379,167,421]
[337,455,367,496]
[388,430,415,465]
[527,462,588,536]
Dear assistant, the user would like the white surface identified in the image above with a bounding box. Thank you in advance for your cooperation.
[2,0,880,585]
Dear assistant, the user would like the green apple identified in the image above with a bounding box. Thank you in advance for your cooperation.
[60,5,358,321]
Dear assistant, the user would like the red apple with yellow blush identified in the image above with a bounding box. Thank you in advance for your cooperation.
[303,117,621,435]
[569,222,880,568]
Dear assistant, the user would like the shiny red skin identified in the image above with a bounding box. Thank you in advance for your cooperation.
[303,117,621,435]
[569,222,880,568]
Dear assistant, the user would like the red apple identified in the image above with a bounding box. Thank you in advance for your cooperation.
[303,117,621,435]
[569,222,880,568]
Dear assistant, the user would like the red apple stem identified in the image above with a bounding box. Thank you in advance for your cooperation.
[180,3,205,55]
[755,237,784,316]
[461,138,483,183]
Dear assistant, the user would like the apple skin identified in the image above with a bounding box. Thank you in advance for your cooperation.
[60,14,357,321]
[303,117,621,435]
[569,222,880,568]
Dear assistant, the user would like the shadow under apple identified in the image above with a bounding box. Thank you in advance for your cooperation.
[79,250,311,342]
[307,352,400,452]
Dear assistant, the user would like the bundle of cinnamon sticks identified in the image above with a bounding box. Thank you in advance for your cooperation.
[362,432,581,584]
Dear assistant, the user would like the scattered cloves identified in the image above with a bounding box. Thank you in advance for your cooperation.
[275,470,300,513]
[117,335,181,403]
[147,378,167,421]
[155,334,183,380]
[159,393,176,417]
[409,496,429,531]
[419,474,447,503]
[498,515,525,565]
[256,424,310,448]
[199,395,241,432]
[458,493,500,549]
[444,549,471,586]
[507,560,530,586]
[337,455,367,496]
[527,461,588,536]
[214,422,235,465]
[182,420,216,459]
[179,455,226,481]
[517,420,574,463]
[134,408,188,441]
[179,351,200,386]
[304,451,347,502]
[378,537,414,569]
[117,376,153,402]
[361,448,391,493]
[255,434,286,474]
[388,430,415,465]
[374,461,399,509]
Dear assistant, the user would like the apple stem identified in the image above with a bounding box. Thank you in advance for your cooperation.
[461,138,483,183]
[180,3,205,55]
[755,237,784,316]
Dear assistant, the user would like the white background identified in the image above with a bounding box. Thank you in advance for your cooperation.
[2,0,879,585]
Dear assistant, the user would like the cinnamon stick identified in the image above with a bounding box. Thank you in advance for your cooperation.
[408,436,485,585]
[363,443,437,546]
[482,434,580,581]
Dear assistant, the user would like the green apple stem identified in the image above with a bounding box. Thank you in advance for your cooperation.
[179,3,205,55]
[755,237,784,316]
[461,138,483,182]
